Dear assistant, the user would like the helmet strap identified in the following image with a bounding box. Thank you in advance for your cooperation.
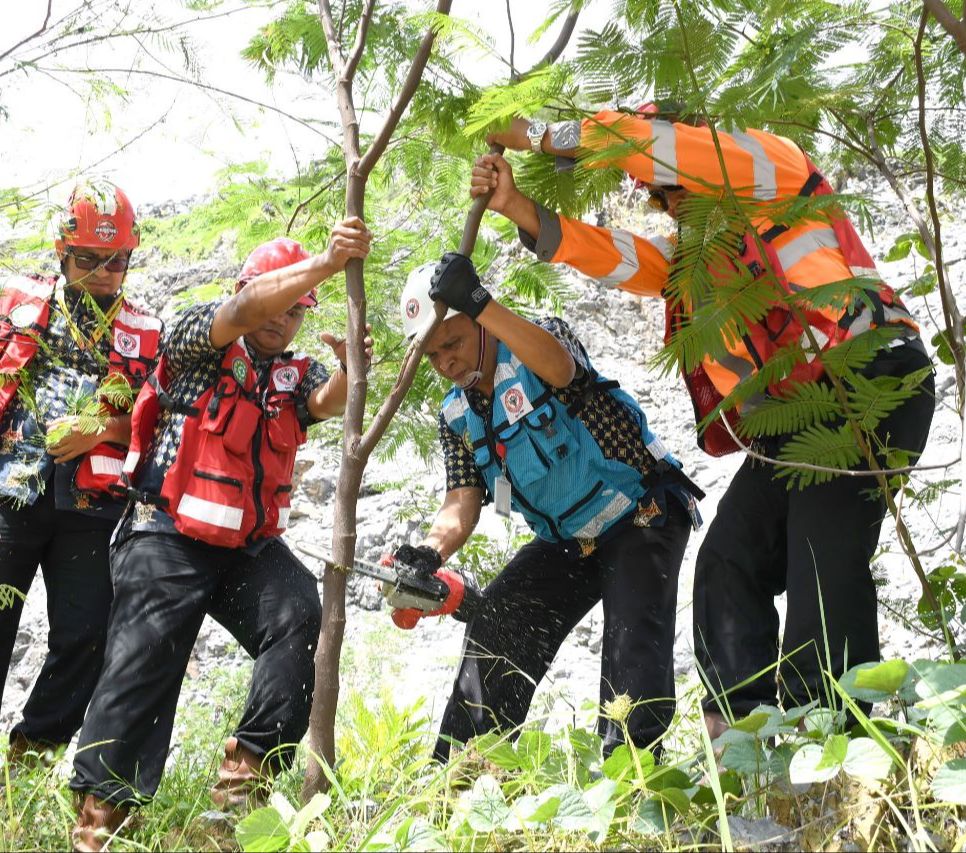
[457,324,487,390]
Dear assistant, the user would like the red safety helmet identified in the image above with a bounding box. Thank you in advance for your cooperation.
[238,237,317,307]
[55,179,140,253]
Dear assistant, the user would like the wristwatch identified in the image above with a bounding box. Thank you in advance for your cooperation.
[526,119,548,153]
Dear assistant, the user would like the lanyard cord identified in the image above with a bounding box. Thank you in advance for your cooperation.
[54,283,122,352]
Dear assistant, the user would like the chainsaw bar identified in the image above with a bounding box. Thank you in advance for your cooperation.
[294,541,449,601]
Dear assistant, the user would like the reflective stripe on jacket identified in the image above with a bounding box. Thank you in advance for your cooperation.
[121,341,308,548]
[526,113,918,455]
[441,341,678,543]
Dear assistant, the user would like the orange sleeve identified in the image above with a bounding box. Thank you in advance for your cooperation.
[519,203,670,298]
[579,110,811,200]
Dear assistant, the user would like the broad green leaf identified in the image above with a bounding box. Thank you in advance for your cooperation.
[841,662,901,703]
[291,792,330,839]
[816,735,849,770]
[915,663,966,709]
[547,784,599,833]
[235,807,290,853]
[788,744,840,785]
[692,771,743,805]
[583,779,619,842]
[602,745,632,780]
[645,767,692,791]
[655,786,690,816]
[732,712,771,733]
[516,730,552,771]
[932,759,966,805]
[634,798,672,835]
[719,739,768,775]
[842,737,893,781]
[853,660,910,695]
[473,733,520,770]
[513,791,560,824]
[466,774,510,833]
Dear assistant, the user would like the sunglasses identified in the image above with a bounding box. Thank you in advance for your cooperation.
[67,247,132,273]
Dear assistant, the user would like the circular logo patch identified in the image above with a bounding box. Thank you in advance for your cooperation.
[115,330,139,356]
[9,304,40,328]
[462,429,474,452]
[94,219,118,243]
[231,357,248,384]
[273,365,299,391]
[503,388,524,414]
[405,297,420,319]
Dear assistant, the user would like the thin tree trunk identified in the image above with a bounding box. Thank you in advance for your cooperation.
[302,1,582,800]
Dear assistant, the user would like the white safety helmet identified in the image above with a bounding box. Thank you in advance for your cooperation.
[400,262,458,339]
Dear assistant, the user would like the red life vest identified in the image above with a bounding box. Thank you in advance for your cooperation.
[664,161,916,457]
[0,274,162,495]
[121,341,310,548]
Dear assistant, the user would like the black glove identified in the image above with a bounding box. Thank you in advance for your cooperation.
[393,544,443,578]
[430,252,492,319]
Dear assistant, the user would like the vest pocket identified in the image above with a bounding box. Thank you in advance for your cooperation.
[265,404,303,452]
[221,398,261,456]
[523,404,578,469]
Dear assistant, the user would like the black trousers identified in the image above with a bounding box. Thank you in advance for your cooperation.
[0,487,115,746]
[693,343,935,716]
[70,532,322,805]
[435,499,691,760]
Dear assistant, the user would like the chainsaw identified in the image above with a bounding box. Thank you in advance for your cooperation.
[294,542,482,629]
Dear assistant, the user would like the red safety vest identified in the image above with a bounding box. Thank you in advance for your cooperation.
[665,161,916,457]
[0,274,162,495]
[121,340,310,548]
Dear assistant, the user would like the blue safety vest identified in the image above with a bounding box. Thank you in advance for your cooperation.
[441,342,680,543]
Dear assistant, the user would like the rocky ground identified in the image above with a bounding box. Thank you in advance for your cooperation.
[2,172,964,761]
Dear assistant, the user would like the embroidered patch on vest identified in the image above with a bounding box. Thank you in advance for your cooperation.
[501,382,533,425]
[231,357,248,384]
[634,498,662,528]
[9,304,41,328]
[273,365,299,391]
[405,297,420,319]
[114,329,140,358]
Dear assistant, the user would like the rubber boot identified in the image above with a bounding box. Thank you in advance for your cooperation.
[71,794,129,852]
[210,736,270,811]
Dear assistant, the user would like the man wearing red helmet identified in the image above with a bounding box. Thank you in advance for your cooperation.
[69,219,372,848]
[0,179,161,767]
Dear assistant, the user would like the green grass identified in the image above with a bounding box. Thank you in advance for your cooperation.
[6,651,966,852]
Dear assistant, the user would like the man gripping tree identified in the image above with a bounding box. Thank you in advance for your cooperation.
[69,223,372,851]
[0,180,161,768]
[389,254,702,762]
[474,109,935,735]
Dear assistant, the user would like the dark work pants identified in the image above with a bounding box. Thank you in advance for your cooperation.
[0,487,114,746]
[436,499,691,760]
[70,532,323,805]
[693,343,935,716]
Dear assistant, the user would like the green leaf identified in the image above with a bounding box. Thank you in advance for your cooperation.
[816,734,848,771]
[915,663,966,709]
[634,798,672,835]
[853,660,910,696]
[692,771,743,805]
[547,784,599,833]
[932,759,966,805]
[788,743,840,785]
[602,745,632,779]
[291,792,330,839]
[841,661,904,704]
[235,807,291,853]
[466,774,510,833]
[842,737,893,781]
[473,733,520,770]
[516,730,552,771]
[731,712,771,733]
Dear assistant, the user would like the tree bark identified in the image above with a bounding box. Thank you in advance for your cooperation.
[302,0,582,800]
[923,0,966,54]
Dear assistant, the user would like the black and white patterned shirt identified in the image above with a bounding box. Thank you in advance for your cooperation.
[438,317,700,531]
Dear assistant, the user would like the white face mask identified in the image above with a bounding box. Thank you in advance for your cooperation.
[457,325,487,390]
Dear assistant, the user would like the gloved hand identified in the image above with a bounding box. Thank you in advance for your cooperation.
[429,252,492,319]
[392,543,443,578]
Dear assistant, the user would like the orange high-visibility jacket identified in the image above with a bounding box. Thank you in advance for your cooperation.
[527,111,917,432]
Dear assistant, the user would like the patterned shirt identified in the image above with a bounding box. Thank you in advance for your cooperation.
[0,277,155,519]
[122,301,331,547]
[438,317,700,531]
